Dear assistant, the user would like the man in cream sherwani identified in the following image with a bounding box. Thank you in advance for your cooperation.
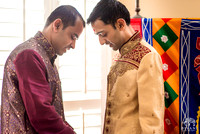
[87,0,164,134]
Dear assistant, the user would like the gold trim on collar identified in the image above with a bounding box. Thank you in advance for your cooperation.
[119,31,141,56]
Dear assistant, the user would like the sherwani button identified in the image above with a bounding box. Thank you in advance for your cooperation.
[105,127,109,133]
[107,118,111,124]
[107,110,111,116]
[126,93,130,97]
[107,102,112,108]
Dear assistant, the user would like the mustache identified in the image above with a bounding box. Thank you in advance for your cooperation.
[65,45,73,50]
[105,41,112,45]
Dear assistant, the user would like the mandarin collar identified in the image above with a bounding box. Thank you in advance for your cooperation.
[34,31,57,64]
[119,31,142,56]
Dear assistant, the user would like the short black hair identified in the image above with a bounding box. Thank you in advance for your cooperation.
[45,5,85,29]
[87,0,130,28]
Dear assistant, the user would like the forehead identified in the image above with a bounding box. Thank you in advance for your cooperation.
[64,17,84,34]
[91,20,113,32]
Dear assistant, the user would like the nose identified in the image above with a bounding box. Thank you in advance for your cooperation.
[99,36,106,45]
[71,40,76,49]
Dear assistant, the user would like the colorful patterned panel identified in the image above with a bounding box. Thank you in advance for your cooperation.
[180,19,200,134]
[130,18,200,134]
[153,24,178,51]
[152,18,181,134]
[142,18,153,46]
[164,81,178,108]
[161,53,178,81]
[164,108,178,133]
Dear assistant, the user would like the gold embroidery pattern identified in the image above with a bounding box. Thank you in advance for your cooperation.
[197,106,200,134]
[34,32,56,60]
[122,44,151,63]
[120,32,141,56]
[108,62,137,95]
[120,38,141,56]
[108,44,151,95]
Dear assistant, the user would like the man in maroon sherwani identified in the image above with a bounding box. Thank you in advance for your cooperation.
[1,5,85,134]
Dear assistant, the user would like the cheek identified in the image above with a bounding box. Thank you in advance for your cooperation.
[58,31,70,44]
[60,35,70,45]
[107,33,115,42]
[110,33,119,43]
[64,34,72,44]
[65,38,72,46]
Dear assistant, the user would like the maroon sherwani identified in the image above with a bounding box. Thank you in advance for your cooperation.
[1,32,75,134]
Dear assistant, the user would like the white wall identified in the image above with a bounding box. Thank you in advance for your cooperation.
[119,0,200,18]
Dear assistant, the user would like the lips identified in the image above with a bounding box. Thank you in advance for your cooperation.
[63,47,69,53]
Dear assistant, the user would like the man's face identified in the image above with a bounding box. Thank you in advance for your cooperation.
[52,17,84,55]
[91,19,123,51]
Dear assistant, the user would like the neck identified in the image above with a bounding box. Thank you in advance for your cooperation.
[119,26,137,52]
[123,25,136,44]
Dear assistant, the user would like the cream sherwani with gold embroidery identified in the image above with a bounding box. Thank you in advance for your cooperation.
[103,32,164,134]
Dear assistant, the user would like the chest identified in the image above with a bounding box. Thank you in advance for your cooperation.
[107,62,138,100]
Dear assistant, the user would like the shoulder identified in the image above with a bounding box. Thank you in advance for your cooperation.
[9,38,39,56]
[120,40,152,64]
[14,49,44,66]
[140,39,158,54]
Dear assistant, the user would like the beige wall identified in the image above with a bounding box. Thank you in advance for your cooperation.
[119,0,200,18]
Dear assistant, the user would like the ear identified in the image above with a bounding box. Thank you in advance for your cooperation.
[115,18,126,30]
[52,18,63,32]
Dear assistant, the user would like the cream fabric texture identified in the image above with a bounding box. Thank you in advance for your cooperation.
[103,35,164,134]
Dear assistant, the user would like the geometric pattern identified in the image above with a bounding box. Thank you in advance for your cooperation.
[131,18,200,134]
[142,18,153,46]
[153,24,178,51]
[180,19,200,133]
[152,18,181,134]
[164,81,178,108]
[161,53,178,81]
[180,29,191,133]
[164,109,178,133]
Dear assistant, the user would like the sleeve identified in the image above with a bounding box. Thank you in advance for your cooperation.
[14,49,75,134]
[137,52,165,134]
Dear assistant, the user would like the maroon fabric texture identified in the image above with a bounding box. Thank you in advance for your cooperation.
[1,32,75,134]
